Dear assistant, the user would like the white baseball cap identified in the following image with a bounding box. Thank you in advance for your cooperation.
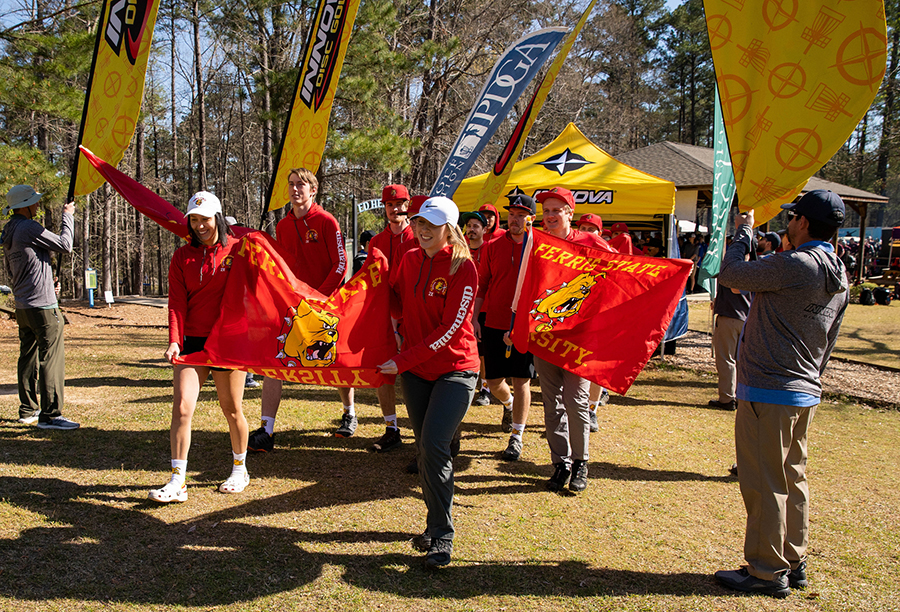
[186,191,222,218]
[411,196,459,227]
[4,185,42,215]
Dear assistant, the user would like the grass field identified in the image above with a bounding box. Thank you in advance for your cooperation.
[0,307,898,611]
[688,299,900,370]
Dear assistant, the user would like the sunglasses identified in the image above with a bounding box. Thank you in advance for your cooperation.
[786,210,798,219]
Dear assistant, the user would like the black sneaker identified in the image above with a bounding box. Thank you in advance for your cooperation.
[569,459,588,492]
[450,427,461,458]
[334,413,357,437]
[405,455,419,474]
[547,462,571,492]
[599,388,610,406]
[589,410,599,432]
[247,427,274,453]
[425,537,453,568]
[411,530,431,552]
[472,389,491,406]
[36,416,79,430]
[729,463,738,476]
[501,436,522,461]
[714,568,790,598]
[371,427,402,452]
[501,408,513,433]
[789,560,808,589]
[708,399,737,411]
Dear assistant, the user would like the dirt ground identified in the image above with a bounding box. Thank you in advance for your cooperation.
[2,299,894,408]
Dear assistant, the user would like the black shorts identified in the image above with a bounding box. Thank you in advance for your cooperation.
[481,325,535,380]
[476,311,487,356]
[182,336,228,372]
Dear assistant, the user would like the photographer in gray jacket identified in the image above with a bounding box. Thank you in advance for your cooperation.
[2,185,79,430]
[714,190,848,598]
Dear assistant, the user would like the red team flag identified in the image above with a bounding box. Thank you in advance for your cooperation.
[511,231,691,395]
[179,232,397,388]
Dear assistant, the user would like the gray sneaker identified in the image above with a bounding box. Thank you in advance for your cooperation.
[501,408,513,433]
[18,413,39,425]
[36,417,80,430]
[598,388,610,406]
[714,568,789,598]
[589,410,599,432]
[334,413,357,437]
[501,436,522,461]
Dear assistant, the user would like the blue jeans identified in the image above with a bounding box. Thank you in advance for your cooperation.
[401,370,477,541]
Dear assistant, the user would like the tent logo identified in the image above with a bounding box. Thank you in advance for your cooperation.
[538,148,593,176]
[533,189,614,205]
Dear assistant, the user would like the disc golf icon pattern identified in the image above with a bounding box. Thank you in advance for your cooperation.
[704,0,887,223]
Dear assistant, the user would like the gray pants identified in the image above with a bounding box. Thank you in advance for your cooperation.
[401,370,477,542]
[534,357,590,466]
[713,315,743,403]
[16,307,65,421]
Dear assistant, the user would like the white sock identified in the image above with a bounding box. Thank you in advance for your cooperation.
[232,452,247,475]
[480,380,489,393]
[261,416,275,435]
[502,395,513,411]
[511,423,525,440]
[170,459,187,486]
[588,402,598,413]
[344,404,355,417]
[384,414,398,430]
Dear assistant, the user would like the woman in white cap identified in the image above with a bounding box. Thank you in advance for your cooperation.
[149,191,250,502]
[376,196,480,567]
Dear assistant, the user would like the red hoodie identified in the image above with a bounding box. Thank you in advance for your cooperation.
[168,234,241,345]
[479,203,507,244]
[477,231,526,330]
[276,203,346,295]
[368,222,415,269]
[391,246,480,380]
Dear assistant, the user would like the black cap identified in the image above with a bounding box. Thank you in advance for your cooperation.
[504,193,536,215]
[764,232,780,247]
[781,190,845,227]
[359,229,376,244]
[459,211,487,227]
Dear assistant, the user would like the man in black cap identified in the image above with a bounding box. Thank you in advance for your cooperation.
[472,194,536,461]
[714,190,849,598]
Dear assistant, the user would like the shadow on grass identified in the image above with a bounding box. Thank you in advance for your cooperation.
[67,376,172,388]
[0,476,720,606]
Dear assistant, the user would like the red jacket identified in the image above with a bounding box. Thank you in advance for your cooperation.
[477,231,527,330]
[168,234,241,345]
[609,232,634,254]
[369,223,415,268]
[391,246,480,380]
[564,228,618,252]
[480,203,507,245]
[276,203,346,295]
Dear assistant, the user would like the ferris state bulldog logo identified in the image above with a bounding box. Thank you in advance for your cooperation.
[429,277,448,297]
[530,272,602,332]
[275,300,339,367]
[305,229,319,243]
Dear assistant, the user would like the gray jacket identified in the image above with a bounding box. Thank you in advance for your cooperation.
[718,223,848,399]
[2,212,74,309]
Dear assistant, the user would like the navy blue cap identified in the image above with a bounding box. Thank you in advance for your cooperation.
[504,193,536,215]
[459,211,487,227]
[781,190,845,227]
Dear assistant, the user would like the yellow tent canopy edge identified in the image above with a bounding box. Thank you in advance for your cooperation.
[453,123,675,220]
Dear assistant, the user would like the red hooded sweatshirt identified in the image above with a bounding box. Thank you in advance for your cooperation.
[168,234,241,345]
[276,203,346,295]
[479,203,507,245]
[391,246,480,380]
[368,222,415,269]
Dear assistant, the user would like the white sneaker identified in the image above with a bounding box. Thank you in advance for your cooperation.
[17,414,39,425]
[148,480,188,503]
[219,471,250,494]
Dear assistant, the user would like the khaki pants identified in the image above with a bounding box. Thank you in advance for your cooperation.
[534,357,591,466]
[736,399,816,580]
[713,315,743,403]
[16,307,65,421]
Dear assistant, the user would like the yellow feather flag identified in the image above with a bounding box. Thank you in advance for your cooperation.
[70,0,161,199]
[267,0,362,211]
[704,0,887,223]
[474,0,598,210]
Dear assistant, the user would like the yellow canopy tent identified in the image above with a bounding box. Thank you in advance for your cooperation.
[454,123,675,223]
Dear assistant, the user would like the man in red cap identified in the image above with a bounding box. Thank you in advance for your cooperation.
[609,222,635,255]
[533,186,614,493]
[472,194,537,461]
[478,203,506,244]
[363,184,418,452]
[576,213,602,235]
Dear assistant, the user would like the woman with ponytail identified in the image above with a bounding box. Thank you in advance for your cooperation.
[376,196,479,567]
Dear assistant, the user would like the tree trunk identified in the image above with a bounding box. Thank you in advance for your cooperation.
[102,183,112,294]
[134,121,146,295]
[192,0,207,190]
